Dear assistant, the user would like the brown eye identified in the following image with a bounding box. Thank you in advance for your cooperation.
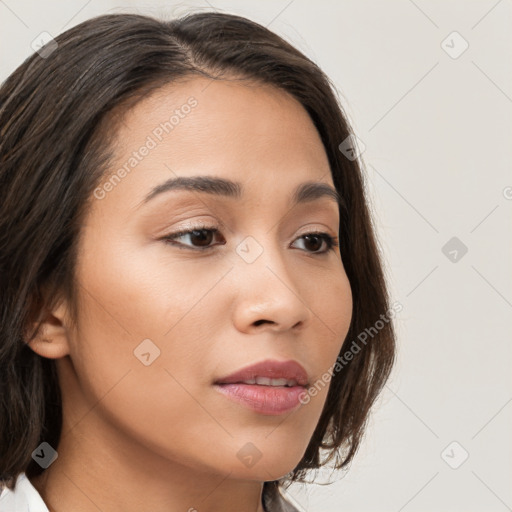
[303,234,324,252]
[162,226,222,250]
[292,232,338,254]
[186,229,215,247]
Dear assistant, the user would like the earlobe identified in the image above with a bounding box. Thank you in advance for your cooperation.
[26,335,69,359]
[24,298,71,360]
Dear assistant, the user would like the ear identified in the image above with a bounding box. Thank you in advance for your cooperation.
[24,291,71,360]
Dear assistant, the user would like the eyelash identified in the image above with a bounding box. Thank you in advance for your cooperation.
[162,223,339,255]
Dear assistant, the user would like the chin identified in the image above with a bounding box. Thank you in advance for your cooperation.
[222,440,306,482]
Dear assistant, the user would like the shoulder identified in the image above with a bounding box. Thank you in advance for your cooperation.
[0,473,49,512]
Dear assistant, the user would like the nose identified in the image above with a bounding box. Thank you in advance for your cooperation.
[230,236,312,333]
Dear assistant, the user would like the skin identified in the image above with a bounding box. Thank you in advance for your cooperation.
[27,76,353,512]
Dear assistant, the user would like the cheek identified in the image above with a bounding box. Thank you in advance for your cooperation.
[310,264,353,364]
[68,235,232,431]
[65,279,227,470]
[69,256,219,399]
[73,228,225,361]
[300,267,352,405]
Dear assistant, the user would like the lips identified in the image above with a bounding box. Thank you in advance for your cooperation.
[214,359,309,387]
[213,359,310,415]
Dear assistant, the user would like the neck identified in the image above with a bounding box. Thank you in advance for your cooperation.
[29,403,266,512]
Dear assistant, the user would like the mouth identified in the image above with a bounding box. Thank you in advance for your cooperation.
[222,377,301,387]
[213,359,310,415]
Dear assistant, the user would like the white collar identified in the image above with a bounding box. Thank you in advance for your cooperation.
[0,473,49,512]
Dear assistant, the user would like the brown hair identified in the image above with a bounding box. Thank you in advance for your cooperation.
[0,11,396,498]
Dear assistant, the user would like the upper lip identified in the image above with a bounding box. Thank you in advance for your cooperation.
[214,359,309,387]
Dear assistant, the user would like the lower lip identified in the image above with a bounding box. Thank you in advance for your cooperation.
[214,383,307,415]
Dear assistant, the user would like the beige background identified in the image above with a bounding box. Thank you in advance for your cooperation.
[1,1,511,510]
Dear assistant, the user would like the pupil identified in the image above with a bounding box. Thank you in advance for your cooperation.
[192,229,212,246]
[304,234,321,251]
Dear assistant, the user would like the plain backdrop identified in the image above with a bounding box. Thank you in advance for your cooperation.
[1,1,511,511]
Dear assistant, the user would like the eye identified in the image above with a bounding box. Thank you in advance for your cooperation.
[162,224,339,254]
[291,231,339,254]
[162,224,223,250]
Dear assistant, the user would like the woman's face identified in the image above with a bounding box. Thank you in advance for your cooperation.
[57,76,353,481]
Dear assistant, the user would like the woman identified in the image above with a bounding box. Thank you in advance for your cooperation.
[0,11,396,512]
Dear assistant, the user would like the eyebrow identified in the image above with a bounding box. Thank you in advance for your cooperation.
[136,175,344,209]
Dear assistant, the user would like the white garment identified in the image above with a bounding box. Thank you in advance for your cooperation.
[0,473,49,512]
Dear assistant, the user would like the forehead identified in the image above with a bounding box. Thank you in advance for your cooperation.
[92,76,334,215]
